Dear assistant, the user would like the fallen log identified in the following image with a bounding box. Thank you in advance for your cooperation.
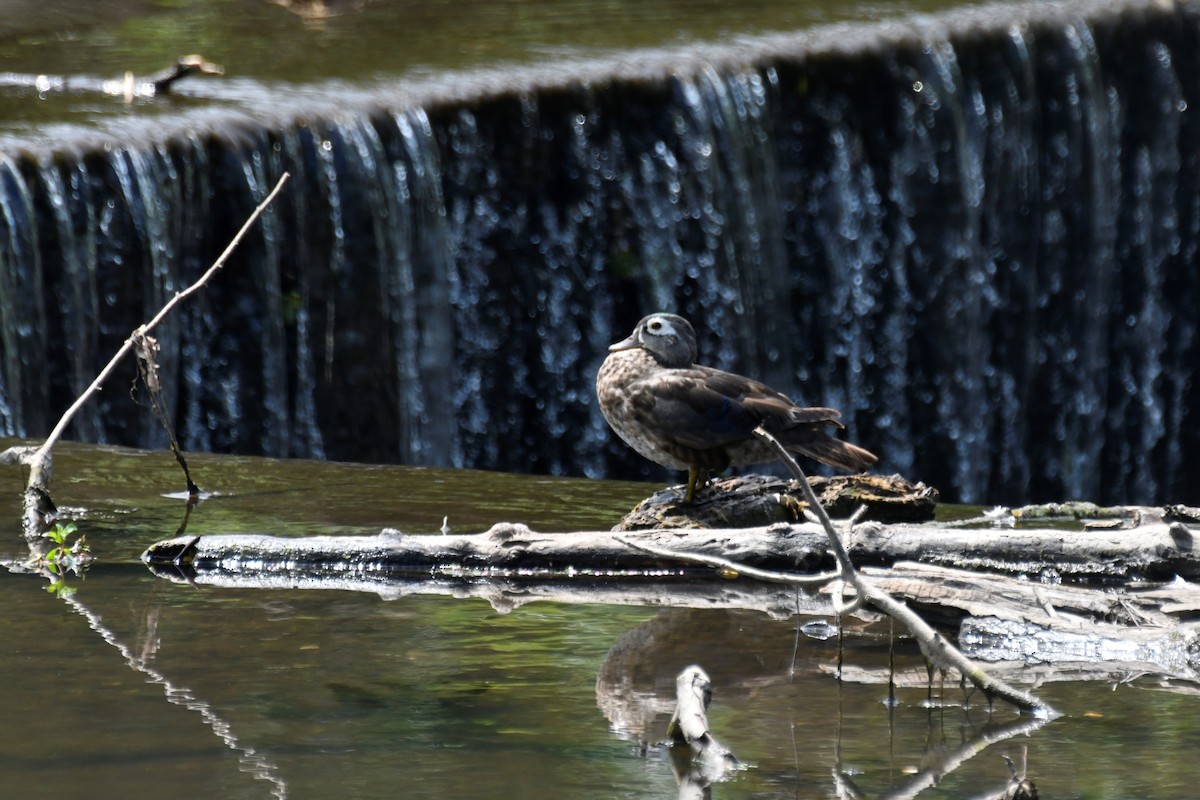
[141,517,1200,680]
[143,516,1200,583]
[864,563,1200,682]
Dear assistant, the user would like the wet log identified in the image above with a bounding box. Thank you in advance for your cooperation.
[863,563,1200,682]
[665,666,739,786]
[143,518,1200,622]
[142,522,1200,681]
[144,517,1200,583]
[617,473,937,529]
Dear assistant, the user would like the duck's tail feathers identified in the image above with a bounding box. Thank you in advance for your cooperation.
[787,434,878,473]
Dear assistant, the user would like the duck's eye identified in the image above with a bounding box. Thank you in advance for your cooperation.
[648,320,663,332]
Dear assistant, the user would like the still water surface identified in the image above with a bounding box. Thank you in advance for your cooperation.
[2,440,1200,798]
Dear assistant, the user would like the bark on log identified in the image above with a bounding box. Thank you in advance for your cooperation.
[141,519,1200,678]
[863,563,1200,682]
[144,518,1200,582]
[617,473,937,529]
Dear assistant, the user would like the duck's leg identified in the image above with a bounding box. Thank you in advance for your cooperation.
[684,467,708,503]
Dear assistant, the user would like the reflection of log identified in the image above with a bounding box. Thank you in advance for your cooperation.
[151,547,1200,684]
[595,609,1048,800]
[148,566,827,617]
[144,521,1200,682]
[595,607,879,740]
[873,715,1047,800]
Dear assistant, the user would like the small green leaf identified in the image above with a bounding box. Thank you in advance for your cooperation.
[44,522,77,546]
[44,579,76,598]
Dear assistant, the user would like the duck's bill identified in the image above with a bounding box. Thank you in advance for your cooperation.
[608,333,640,352]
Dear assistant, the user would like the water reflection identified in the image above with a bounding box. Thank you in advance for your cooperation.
[60,587,289,798]
[0,440,1198,798]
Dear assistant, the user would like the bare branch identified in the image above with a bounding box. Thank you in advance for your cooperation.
[616,534,839,586]
[23,172,291,509]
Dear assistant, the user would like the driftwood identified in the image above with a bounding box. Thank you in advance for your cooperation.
[662,666,742,796]
[141,511,1200,687]
[665,666,738,779]
[618,473,938,529]
[144,516,1200,583]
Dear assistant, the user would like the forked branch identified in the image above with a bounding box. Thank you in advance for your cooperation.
[9,173,291,531]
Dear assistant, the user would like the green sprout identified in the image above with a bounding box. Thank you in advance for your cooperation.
[39,522,91,595]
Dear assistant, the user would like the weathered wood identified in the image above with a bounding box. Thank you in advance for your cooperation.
[617,473,937,529]
[666,666,736,758]
[143,517,1200,582]
[141,518,1200,680]
[863,562,1170,626]
[863,563,1200,682]
[851,520,1200,580]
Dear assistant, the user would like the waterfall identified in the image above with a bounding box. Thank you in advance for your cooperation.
[0,0,1196,505]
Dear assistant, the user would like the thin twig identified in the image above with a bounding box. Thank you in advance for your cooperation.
[616,534,840,586]
[25,172,291,493]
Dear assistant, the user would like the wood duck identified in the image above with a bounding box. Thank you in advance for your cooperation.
[596,313,877,502]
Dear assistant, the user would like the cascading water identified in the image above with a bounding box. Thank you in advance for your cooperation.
[0,0,1196,505]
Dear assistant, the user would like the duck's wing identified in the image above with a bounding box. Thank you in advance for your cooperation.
[696,368,846,429]
[634,366,839,449]
[628,368,757,449]
[638,367,878,471]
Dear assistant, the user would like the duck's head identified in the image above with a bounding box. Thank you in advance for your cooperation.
[176,55,225,78]
[608,313,697,368]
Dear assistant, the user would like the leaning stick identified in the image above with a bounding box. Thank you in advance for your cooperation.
[22,172,291,494]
